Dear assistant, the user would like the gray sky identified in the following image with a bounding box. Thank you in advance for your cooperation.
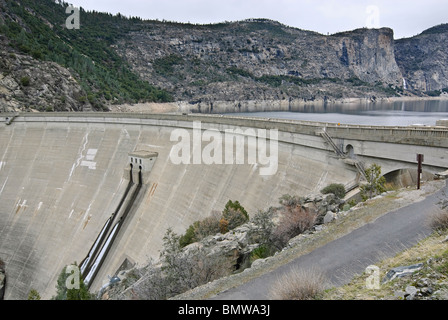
[68,0,448,39]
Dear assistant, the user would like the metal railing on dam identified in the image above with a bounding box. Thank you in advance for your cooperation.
[6,112,448,148]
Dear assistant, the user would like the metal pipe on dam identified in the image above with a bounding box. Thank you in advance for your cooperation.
[0,113,361,299]
[80,165,140,287]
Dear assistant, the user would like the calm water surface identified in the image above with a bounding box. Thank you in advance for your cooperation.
[227,99,448,127]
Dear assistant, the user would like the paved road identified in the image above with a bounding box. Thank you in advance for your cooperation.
[213,181,448,300]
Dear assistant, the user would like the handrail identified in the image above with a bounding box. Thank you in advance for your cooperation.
[12,111,448,130]
[9,112,448,144]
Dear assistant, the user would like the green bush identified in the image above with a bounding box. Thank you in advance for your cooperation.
[250,245,270,263]
[360,164,386,201]
[20,76,30,86]
[179,201,248,248]
[179,223,197,248]
[52,263,94,300]
[222,200,249,230]
[28,289,41,300]
[321,183,346,199]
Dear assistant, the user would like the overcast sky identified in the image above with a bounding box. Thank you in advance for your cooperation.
[67,0,448,39]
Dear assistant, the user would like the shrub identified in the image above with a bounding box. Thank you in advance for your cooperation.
[270,267,329,300]
[429,210,448,232]
[179,201,249,247]
[321,183,346,199]
[222,200,249,230]
[28,289,41,300]
[153,54,184,74]
[219,218,229,234]
[250,245,270,263]
[179,212,221,248]
[179,224,197,248]
[278,194,305,207]
[251,209,275,246]
[360,163,386,201]
[20,76,30,86]
[195,215,220,239]
[52,263,94,300]
[160,228,233,298]
[271,204,317,249]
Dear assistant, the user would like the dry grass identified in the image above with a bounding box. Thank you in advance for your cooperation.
[270,267,329,300]
[429,210,448,232]
[321,230,448,300]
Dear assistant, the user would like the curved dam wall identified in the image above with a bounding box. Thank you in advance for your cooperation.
[0,113,365,299]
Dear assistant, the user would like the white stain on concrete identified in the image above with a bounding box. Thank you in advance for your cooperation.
[81,149,98,169]
[69,133,89,179]
[0,177,8,195]
[68,133,98,180]
[85,149,97,160]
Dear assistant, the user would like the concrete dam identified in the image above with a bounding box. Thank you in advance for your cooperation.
[1,113,447,300]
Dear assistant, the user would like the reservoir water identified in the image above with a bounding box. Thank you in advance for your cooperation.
[228,99,448,127]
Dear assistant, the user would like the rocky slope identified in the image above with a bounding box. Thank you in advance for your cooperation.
[0,35,93,112]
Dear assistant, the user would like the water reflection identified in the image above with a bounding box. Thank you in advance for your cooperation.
[228,99,448,127]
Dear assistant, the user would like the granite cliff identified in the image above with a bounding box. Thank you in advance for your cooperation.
[395,24,448,94]
[117,21,403,107]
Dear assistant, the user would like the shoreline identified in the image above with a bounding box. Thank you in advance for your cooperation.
[109,95,448,114]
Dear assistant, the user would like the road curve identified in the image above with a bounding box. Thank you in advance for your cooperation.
[213,181,448,300]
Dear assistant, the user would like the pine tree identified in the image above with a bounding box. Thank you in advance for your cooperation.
[360,163,386,201]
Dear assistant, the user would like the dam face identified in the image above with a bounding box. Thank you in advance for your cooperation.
[0,115,357,299]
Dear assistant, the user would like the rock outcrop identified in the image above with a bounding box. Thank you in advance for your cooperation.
[0,36,92,112]
[395,24,448,93]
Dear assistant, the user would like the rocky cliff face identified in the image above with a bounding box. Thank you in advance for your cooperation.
[332,28,402,84]
[116,21,403,104]
[395,24,448,93]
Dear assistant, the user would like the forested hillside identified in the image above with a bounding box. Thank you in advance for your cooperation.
[0,0,172,111]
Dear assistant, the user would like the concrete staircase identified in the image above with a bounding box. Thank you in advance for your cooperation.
[318,129,367,184]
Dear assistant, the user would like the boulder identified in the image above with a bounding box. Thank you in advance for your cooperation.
[405,286,418,300]
[323,211,337,224]
[382,263,424,283]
